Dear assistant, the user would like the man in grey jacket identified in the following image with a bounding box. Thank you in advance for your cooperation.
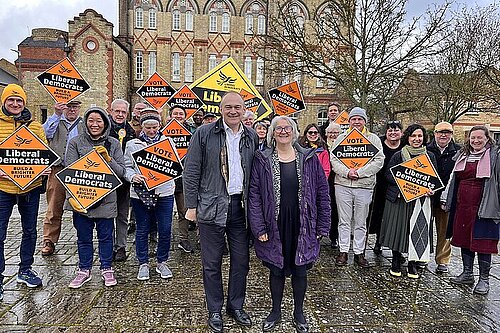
[183,92,258,333]
[330,107,384,268]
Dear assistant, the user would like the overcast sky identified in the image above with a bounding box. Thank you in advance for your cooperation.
[0,0,495,63]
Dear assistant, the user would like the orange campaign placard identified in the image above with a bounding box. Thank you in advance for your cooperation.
[331,128,379,169]
[390,154,444,202]
[161,119,192,160]
[334,111,350,132]
[131,137,183,190]
[166,84,205,120]
[239,88,262,114]
[36,58,90,103]
[137,72,176,110]
[0,126,59,190]
[56,149,122,210]
[268,81,305,116]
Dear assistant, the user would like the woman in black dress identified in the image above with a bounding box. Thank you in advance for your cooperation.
[248,116,331,332]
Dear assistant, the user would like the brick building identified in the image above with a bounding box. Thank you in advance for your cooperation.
[13,1,349,128]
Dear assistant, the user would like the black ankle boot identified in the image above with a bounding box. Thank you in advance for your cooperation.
[407,261,420,279]
[390,251,402,277]
[451,249,475,285]
[473,259,490,295]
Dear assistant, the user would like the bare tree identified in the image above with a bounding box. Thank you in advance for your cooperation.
[402,3,500,124]
[254,0,450,122]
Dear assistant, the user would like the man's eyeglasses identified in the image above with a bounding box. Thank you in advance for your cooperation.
[436,130,453,135]
[275,125,293,133]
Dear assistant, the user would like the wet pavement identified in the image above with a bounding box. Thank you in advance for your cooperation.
[2,199,499,332]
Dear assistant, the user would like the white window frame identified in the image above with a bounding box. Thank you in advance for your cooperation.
[257,15,266,35]
[244,56,252,81]
[184,53,193,82]
[135,50,143,80]
[209,12,217,32]
[135,7,143,28]
[149,9,156,29]
[256,57,264,86]
[245,14,254,34]
[148,51,156,76]
[173,10,181,30]
[209,54,217,70]
[172,53,181,81]
[185,11,194,31]
[222,12,230,33]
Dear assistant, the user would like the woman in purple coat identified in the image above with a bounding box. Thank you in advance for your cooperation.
[248,116,331,333]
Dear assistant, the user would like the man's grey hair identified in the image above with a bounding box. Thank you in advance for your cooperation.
[266,116,299,147]
[326,122,341,133]
[111,98,130,111]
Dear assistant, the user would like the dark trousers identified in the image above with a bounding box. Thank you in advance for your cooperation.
[0,188,40,279]
[198,194,249,313]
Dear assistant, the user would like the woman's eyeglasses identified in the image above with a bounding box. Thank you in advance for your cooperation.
[307,130,319,135]
[275,125,293,133]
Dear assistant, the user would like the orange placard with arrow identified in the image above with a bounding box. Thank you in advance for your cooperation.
[331,128,379,169]
[390,154,444,202]
[268,81,305,116]
[131,137,183,190]
[56,149,122,210]
[161,119,192,160]
[0,126,59,190]
[137,72,176,110]
[167,84,205,120]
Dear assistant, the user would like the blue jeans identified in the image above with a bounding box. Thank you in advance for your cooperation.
[0,188,41,279]
[131,196,174,265]
[73,213,114,270]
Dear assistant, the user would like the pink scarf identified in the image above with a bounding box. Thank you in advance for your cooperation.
[453,147,491,178]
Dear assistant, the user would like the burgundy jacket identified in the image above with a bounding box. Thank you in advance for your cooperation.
[248,144,331,269]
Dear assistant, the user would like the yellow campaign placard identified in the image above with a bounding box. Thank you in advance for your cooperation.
[131,137,183,190]
[335,111,350,132]
[390,153,444,202]
[161,119,192,160]
[268,81,305,116]
[0,126,59,190]
[56,149,122,210]
[189,57,272,119]
[36,58,90,103]
[331,128,379,169]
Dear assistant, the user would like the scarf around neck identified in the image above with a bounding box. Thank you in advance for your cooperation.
[401,145,426,162]
[138,131,161,144]
[453,145,491,178]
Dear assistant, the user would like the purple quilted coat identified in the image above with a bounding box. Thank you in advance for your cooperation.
[248,144,331,269]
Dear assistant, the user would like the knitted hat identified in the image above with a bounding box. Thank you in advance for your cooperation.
[434,121,453,132]
[1,84,27,105]
[348,107,368,122]
[140,108,161,125]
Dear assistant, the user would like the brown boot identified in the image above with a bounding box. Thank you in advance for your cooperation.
[335,252,348,266]
[354,254,370,268]
[41,240,55,256]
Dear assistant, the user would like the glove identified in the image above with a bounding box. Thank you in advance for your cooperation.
[94,145,111,162]
[69,197,87,214]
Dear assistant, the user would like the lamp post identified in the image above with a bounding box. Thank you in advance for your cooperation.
[10,49,21,83]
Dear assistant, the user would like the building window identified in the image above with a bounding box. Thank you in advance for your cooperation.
[173,10,180,30]
[318,110,328,126]
[135,7,143,28]
[256,57,264,86]
[209,12,217,32]
[172,53,180,81]
[149,9,156,29]
[316,71,324,88]
[148,51,156,76]
[244,57,252,81]
[135,51,143,80]
[257,15,266,35]
[184,53,193,82]
[185,11,194,31]
[245,14,253,34]
[222,13,230,33]
[221,55,228,62]
[209,54,217,70]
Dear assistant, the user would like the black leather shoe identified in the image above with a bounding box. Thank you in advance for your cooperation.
[293,318,309,333]
[262,314,281,331]
[208,312,223,333]
[226,308,252,327]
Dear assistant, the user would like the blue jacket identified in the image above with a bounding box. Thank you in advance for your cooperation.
[248,143,331,269]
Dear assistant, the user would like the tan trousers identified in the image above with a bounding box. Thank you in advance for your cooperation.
[434,207,451,265]
[43,166,65,243]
